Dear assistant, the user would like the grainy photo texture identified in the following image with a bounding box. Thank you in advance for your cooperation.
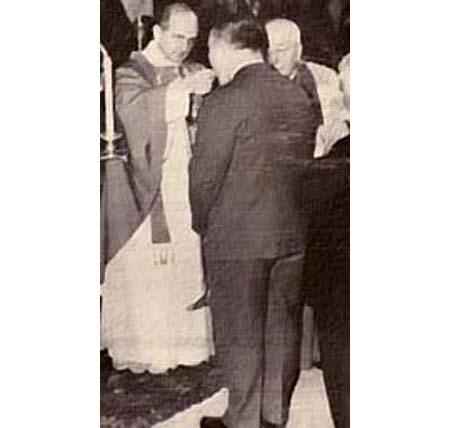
[100,1,349,427]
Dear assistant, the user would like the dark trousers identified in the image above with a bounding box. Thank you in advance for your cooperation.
[205,253,305,428]
[315,288,349,428]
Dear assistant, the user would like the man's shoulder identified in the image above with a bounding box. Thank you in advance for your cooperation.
[119,52,148,69]
[116,52,157,83]
[232,63,290,100]
[202,78,247,113]
[210,67,303,110]
[304,61,339,86]
[203,64,299,112]
[235,63,280,88]
[292,62,319,88]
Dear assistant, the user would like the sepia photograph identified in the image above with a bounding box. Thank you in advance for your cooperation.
[100,1,349,427]
[3,2,450,428]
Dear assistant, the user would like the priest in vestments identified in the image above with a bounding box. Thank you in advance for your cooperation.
[100,2,216,374]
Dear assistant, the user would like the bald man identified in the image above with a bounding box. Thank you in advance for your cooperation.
[266,19,349,158]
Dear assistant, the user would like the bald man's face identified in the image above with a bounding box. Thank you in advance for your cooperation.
[266,21,302,77]
[154,11,198,64]
[267,36,301,77]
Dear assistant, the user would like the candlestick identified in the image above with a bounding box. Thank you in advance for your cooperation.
[102,46,114,139]
[137,15,143,51]
[100,44,125,161]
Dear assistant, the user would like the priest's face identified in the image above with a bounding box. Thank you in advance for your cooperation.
[154,11,198,64]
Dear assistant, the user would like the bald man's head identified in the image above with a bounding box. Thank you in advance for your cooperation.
[265,19,302,78]
[153,2,198,64]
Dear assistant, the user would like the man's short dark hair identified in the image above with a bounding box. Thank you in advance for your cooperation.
[154,1,196,29]
[211,14,269,54]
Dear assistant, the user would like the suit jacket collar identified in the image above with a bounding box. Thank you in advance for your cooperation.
[231,62,270,84]
[230,59,265,80]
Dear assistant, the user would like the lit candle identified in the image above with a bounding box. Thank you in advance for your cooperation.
[101,45,114,140]
[137,14,143,51]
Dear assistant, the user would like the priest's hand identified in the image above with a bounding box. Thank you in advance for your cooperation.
[152,243,175,266]
[183,69,216,95]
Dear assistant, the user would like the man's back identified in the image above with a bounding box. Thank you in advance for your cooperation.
[190,63,322,260]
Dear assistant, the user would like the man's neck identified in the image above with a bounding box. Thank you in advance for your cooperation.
[229,53,264,81]
[142,40,182,67]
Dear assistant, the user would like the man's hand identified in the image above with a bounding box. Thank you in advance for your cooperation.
[182,69,216,95]
[315,120,349,158]
[152,243,175,266]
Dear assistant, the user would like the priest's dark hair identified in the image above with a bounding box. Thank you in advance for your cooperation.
[154,1,196,29]
[210,14,269,55]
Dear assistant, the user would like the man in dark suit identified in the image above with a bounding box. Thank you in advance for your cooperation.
[301,54,350,428]
[189,15,322,428]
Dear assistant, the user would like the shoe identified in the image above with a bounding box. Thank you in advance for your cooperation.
[200,416,227,428]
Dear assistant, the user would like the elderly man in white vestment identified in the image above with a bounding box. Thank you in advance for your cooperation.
[266,18,349,158]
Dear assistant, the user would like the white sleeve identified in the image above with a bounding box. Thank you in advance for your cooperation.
[165,78,190,123]
[307,62,346,124]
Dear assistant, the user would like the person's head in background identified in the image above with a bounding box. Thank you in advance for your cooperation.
[265,18,302,79]
[207,15,268,85]
[338,53,350,112]
[153,2,198,64]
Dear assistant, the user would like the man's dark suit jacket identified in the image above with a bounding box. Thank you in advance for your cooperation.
[189,63,322,260]
[300,135,350,428]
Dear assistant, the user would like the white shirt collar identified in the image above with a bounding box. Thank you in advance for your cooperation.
[288,61,303,80]
[289,68,298,80]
